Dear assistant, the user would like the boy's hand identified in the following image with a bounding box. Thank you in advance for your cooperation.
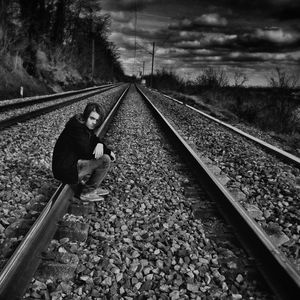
[93,143,104,159]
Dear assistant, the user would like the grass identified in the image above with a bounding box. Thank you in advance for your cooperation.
[164,88,300,157]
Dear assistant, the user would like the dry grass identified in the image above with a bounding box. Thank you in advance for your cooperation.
[0,53,51,100]
[167,89,300,156]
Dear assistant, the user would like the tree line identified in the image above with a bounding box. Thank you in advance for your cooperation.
[0,0,125,82]
[145,67,299,134]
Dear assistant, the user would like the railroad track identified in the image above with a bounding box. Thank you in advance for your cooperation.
[0,85,130,299]
[0,83,122,130]
[0,84,299,299]
[136,85,300,299]
[0,84,115,112]
[139,85,300,271]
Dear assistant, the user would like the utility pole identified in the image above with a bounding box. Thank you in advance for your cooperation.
[142,61,145,77]
[151,42,155,87]
[91,38,95,80]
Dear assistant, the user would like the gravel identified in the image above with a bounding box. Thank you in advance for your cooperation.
[139,86,300,272]
[24,86,274,299]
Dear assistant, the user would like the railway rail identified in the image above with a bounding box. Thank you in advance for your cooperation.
[0,84,299,299]
[0,83,121,130]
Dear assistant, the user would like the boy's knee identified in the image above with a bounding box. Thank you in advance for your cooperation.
[102,154,111,166]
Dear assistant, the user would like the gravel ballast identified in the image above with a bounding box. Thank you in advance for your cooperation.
[24,86,275,299]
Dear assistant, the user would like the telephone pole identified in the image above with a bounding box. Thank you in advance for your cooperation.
[151,42,155,87]
[142,61,145,77]
[91,38,95,80]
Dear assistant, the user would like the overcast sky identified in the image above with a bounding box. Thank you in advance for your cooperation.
[101,0,300,86]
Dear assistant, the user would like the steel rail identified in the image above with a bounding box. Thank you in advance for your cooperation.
[0,84,116,112]
[136,85,300,300]
[0,84,122,131]
[159,90,300,168]
[0,84,130,300]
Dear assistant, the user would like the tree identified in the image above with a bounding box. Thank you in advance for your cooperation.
[0,0,124,83]
[0,0,20,55]
[268,67,298,89]
[267,67,299,132]
[196,67,228,88]
[233,70,248,87]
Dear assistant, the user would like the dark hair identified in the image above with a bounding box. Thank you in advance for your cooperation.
[83,102,102,123]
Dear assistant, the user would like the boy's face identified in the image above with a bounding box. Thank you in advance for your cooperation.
[85,111,100,130]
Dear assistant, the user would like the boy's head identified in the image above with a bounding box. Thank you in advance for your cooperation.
[83,103,102,130]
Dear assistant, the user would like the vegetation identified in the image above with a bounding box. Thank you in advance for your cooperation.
[146,67,300,143]
[0,0,126,99]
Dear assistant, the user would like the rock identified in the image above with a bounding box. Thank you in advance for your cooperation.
[263,210,271,219]
[227,261,237,269]
[160,284,169,292]
[222,282,228,291]
[169,290,180,299]
[268,232,290,247]
[102,276,112,286]
[116,273,123,282]
[187,283,199,292]
[236,274,243,283]
[263,223,290,247]
[140,280,152,291]
[135,282,142,290]
[232,294,243,299]
[32,280,47,291]
[229,189,247,201]
[132,250,140,258]
[245,204,264,220]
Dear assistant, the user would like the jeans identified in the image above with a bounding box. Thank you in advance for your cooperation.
[75,154,111,195]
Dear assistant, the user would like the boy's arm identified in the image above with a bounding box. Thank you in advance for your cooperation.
[93,136,116,161]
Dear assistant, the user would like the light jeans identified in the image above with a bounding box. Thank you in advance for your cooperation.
[77,154,111,194]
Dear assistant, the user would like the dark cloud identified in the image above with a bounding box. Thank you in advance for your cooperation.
[169,13,228,30]
[105,0,300,85]
[102,0,159,12]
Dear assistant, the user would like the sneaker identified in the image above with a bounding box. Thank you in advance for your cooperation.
[80,190,104,202]
[95,188,110,196]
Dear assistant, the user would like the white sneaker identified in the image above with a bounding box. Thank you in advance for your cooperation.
[95,188,110,196]
[80,191,104,202]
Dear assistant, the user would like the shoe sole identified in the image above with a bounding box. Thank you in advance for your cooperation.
[97,191,109,196]
[80,196,104,202]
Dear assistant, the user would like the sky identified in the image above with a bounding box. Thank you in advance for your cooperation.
[101,0,300,86]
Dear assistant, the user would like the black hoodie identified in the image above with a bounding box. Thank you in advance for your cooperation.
[52,114,112,184]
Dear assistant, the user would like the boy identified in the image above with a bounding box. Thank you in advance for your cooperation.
[52,102,115,201]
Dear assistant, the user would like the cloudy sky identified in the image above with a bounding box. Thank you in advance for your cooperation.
[101,0,300,86]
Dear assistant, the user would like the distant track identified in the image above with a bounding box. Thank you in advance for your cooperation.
[0,84,115,112]
[0,84,122,130]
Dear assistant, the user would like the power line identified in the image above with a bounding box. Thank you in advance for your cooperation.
[138,13,172,20]
[133,1,137,76]
[136,42,152,55]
